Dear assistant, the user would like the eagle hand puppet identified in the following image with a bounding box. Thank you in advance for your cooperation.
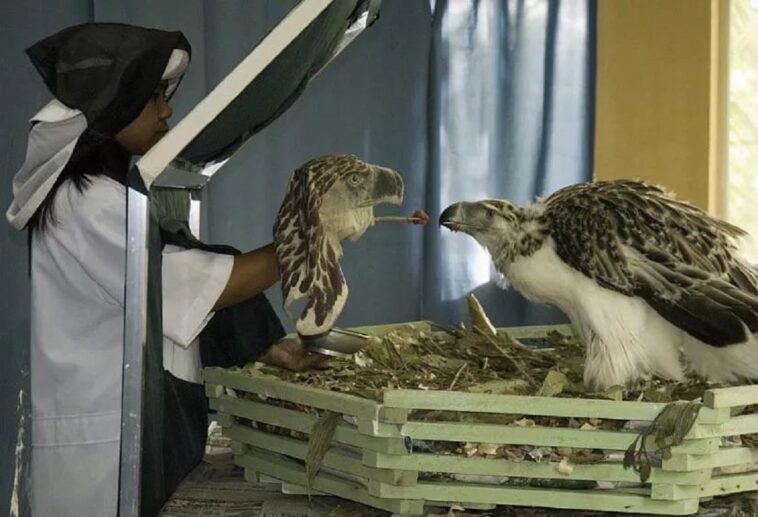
[274,154,404,337]
[440,180,758,390]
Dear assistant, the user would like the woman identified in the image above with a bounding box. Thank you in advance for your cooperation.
[7,23,324,516]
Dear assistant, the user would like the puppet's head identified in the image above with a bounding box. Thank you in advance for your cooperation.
[274,154,404,336]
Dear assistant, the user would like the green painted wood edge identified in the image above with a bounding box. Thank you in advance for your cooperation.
[690,414,758,438]
[399,420,713,452]
[279,483,328,496]
[664,447,758,471]
[209,396,408,455]
[651,471,758,501]
[669,439,722,456]
[363,452,710,485]
[215,412,234,427]
[704,386,758,409]
[205,383,223,398]
[204,367,382,420]
[236,448,424,515]
[225,423,417,486]
[367,480,699,515]
[381,390,726,424]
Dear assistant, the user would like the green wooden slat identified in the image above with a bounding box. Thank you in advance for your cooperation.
[669,439,721,456]
[205,383,223,398]
[378,407,409,423]
[236,449,424,515]
[382,390,726,424]
[204,367,382,420]
[279,483,328,496]
[209,396,408,455]
[399,420,710,452]
[225,424,417,486]
[363,452,709,485]
[689,414,758,439]
[664,447,758,471]
[215,412,234,427]
[367,481,699,515]
[651,471,758,500]
[704,386,758,408]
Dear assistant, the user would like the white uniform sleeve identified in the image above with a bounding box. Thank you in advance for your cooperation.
[69,178,234,347]
[161,245,234,347]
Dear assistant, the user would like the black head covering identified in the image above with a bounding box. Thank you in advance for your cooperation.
[26,22,191,136]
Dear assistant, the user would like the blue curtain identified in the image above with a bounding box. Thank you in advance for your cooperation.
[424,0,596,328]
[0,2,594,514]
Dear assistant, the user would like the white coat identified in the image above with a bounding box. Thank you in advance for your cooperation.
[30,175,233,516]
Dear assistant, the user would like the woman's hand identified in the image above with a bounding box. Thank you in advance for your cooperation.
[258,338,330,371]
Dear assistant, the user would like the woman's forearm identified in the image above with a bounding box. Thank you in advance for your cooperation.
[213,243,279,311]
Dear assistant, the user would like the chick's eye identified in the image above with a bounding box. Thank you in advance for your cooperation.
[348,173,362,186]
[486,209,494,218]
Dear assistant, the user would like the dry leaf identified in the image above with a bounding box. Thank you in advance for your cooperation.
[556,457,575,475]
[479,443,501,456]
[536,370,569,397]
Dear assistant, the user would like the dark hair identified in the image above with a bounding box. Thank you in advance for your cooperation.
[28,129,130,233]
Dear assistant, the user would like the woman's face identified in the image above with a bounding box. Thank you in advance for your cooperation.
[114,84,173,155]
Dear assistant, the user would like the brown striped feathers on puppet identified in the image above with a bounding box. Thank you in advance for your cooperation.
[274,154,428,338]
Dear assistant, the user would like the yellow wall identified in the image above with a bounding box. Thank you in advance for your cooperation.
[594,0,726,212]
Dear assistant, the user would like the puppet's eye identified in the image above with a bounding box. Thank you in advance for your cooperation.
[347,173,362,186]
[486,209,494,218]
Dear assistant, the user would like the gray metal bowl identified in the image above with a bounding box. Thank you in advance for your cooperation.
[301,327,373,358]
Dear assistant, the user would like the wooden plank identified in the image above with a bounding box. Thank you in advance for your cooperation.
[378,407,409,424]
[225,424,417,486]
[205,367,382,420]
[367,481,699,515]
[400,420,710,452]
[205,383,223,398]
[689,414,758,438]
[383,390,728,423]
[651,471,758,501]
[215,413,234,427]
[236,449,425,515]
[229,441,245,455]
[704,386,758,408]
[363,452,710,485]
[279,483,328,496]
[669,438,721,456]
[210,396,408,455]
[664,447,758,471]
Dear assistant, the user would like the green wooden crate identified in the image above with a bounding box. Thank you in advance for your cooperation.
[204,321,758,516]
